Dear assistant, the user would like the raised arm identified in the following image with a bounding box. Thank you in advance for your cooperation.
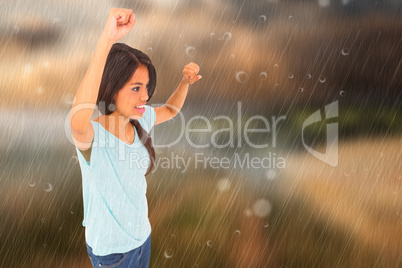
[154,62,202,126]
[69,8,136,149]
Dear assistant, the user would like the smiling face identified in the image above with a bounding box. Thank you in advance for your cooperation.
[111,64,150,120]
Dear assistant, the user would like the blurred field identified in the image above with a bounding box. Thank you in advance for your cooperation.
[277,135,402,267]
[1,134,401,267]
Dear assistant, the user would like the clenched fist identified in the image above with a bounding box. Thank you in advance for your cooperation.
[182,62,202,85]
[102,8,136,42]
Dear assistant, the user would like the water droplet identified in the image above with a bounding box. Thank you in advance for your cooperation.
[24,64,33,75]
[52,18,61,25]
[206,240,213,247]
[264,222,269,228]
[210,32,215,38]
[70,210,74,214]
[224,32,232,40]
[61,93,75,106]
[253,198,272,218]
[319,75,326,83]
[274,64,279,68]
[43,183,53,192]
[185,46,196,57]
[306,74,312,79]
[318,0,330,7]
[146,47,153,54]
[230,53,235,59]
[70,156,78,164]
[299,87,304,93]
[342,0,352,6]
[28,180,36,187]
[288,73,294,79]
[12,25,20,34]
[340,91,346,97]
[341,47,350,56]
[235,71,248,83]
[36,86,44,95]
[217,178,230,192]
[259,72,268,80]
[164,249,173,258]
[258,15,267,23]
[108,103,116,112]
[244,208,253,217]
[288,15,293,20]
[234,230,241,236]
[265,169,276,180]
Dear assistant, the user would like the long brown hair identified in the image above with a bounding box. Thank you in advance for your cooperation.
[96,43,156,176]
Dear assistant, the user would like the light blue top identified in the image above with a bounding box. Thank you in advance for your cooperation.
[74,105,156,256]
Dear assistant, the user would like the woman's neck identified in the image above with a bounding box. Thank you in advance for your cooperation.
[95,113,134,142]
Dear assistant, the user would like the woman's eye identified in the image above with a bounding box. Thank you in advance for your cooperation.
[132,87,140,92]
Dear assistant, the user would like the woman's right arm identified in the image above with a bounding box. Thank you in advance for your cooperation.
[69,33,113,132]
[69,8,136,150]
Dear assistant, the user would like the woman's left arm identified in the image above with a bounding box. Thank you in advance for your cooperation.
[154,62,202,126]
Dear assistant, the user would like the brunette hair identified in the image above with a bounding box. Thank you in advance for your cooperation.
[96,43,156,176]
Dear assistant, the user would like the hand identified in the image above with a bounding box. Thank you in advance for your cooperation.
[102,8,136,42]
[182,62,202,85]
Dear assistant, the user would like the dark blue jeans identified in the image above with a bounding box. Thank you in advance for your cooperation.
[85,234,151,268]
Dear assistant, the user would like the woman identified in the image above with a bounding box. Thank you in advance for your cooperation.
[69,8,202,268]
